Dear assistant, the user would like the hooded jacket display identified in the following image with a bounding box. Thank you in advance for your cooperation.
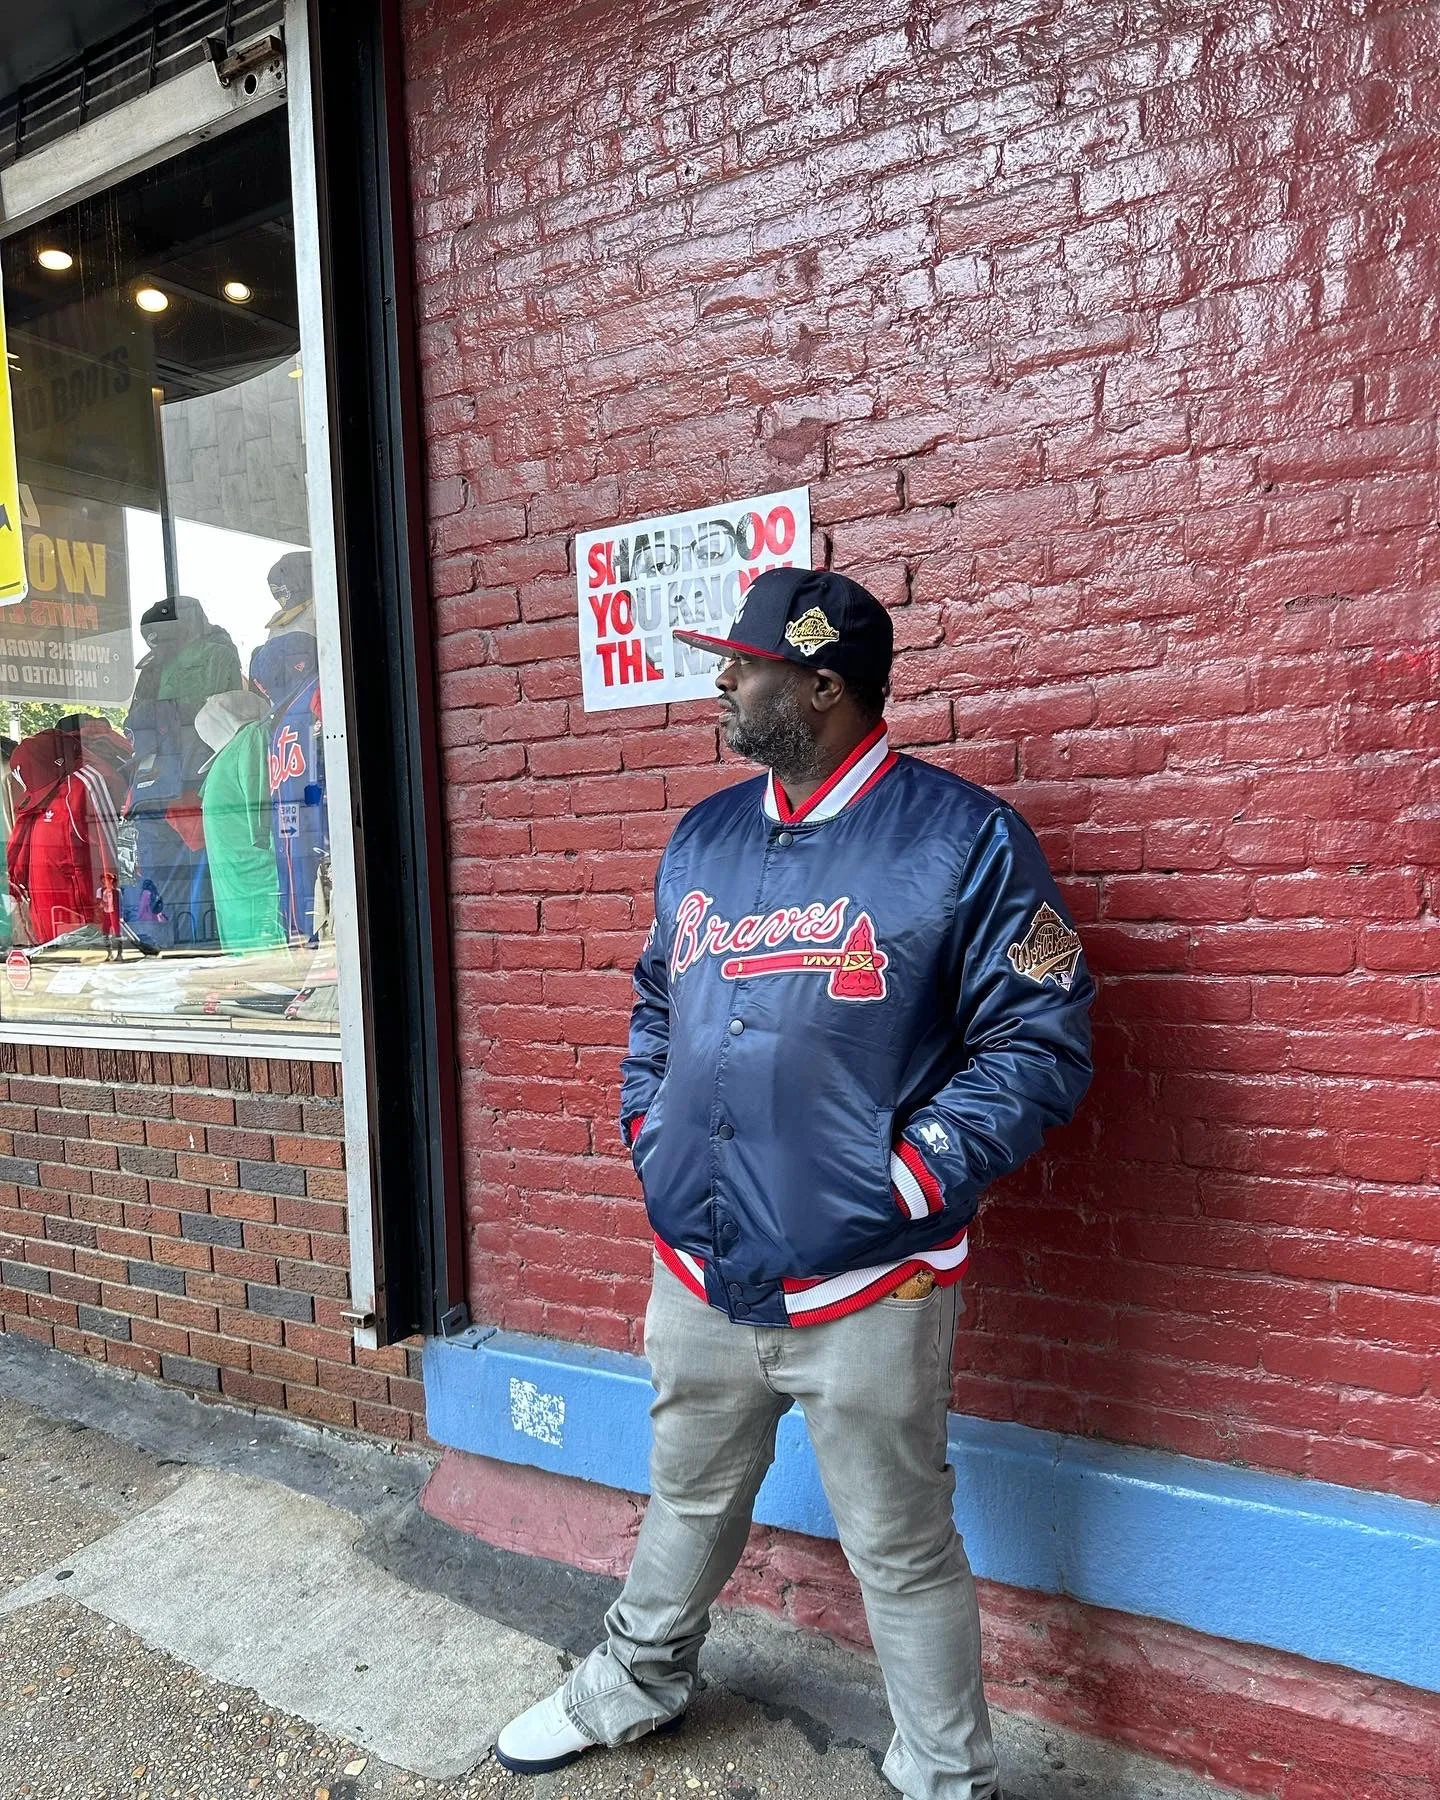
[7,720,130,945]
[621,726,1094,1328]
[130,595,243,712]
[196,691,285,953]
[123,595,240,947]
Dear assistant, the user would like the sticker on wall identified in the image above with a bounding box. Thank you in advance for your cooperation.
[576,486,810,712]
[509,1375,565,1447]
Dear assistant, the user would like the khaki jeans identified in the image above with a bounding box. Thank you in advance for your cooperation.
[563,1257,999,1800]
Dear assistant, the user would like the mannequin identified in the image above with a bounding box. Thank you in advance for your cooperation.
[247,555,325,940]
[195,691,285,954]
[250,551,315,683]
[262,550,314,635]
[268,668,327,942]
[123,594,241,948]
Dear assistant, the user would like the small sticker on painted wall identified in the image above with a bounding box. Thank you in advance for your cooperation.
[509,1376,565,1447]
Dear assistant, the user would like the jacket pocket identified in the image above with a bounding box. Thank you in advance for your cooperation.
[630,1080,667,1180]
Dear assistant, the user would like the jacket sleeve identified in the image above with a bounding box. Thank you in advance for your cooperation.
[619,884,670,1149]
[891,806,1093,1228]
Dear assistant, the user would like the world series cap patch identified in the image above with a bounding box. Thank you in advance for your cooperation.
[1007,904,1083,990]
[784,607,841,656]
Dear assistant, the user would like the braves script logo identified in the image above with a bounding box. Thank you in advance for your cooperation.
[671,890,888,1001]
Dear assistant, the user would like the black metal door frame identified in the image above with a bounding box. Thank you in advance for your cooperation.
[303,0,464,1341]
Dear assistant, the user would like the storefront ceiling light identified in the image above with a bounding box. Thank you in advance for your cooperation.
[222,279,253,303]
[135,286,169,313]
[36,247,74,272]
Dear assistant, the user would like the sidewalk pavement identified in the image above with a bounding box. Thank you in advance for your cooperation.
[0,1335,1251,1800]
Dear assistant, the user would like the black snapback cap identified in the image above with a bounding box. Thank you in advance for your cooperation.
[673,567,893,687]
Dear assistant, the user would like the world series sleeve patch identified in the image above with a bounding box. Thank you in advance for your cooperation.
[1007,903,1083,990]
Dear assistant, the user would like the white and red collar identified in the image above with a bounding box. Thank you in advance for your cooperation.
[762,723,898,826]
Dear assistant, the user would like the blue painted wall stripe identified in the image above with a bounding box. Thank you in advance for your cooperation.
[423,1327,1440,1696]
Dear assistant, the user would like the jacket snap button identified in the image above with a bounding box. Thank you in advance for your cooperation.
[733,1300,751,1316]
[776,831,794,846]
[716,1122,735,1140]
[728,1018,744,1036]
[727,1280,743,1297]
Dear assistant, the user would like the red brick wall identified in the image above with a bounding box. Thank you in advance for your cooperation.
[404,0,1440,1501]
[0,1045,424,1441]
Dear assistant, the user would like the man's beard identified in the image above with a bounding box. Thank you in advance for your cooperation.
[722,679,824,779]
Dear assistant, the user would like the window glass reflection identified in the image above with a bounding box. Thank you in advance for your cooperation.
[0,107,337,1039]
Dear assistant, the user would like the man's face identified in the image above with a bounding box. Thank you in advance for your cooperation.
[714,653,818,770]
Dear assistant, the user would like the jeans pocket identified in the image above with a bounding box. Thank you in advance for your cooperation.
[879,1283,942,1310]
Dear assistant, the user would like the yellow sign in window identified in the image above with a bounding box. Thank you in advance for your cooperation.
[0,273,24,603]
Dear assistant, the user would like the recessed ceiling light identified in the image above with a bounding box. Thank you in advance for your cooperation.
[36,247,73,272]
[135,286,169,313]
[222,279,252,303]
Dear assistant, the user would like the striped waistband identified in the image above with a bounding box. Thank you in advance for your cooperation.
[653,1230,968,1327]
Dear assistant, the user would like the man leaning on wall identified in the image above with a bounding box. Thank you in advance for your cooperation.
[496,568,1094,1800]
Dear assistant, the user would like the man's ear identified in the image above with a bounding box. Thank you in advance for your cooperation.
[809,668,848,715]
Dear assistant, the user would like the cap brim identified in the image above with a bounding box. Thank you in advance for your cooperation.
[671,630,788,661]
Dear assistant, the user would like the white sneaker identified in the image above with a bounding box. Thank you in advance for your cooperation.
[494,1686,595,1775]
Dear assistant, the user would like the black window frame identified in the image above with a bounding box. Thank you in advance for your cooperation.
[303,0,464,1342]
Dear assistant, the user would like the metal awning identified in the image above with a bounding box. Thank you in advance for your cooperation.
[0,1,283,171]
[0,3,161,102]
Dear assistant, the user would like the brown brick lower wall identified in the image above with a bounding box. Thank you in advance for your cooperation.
[0,1042,426,1443]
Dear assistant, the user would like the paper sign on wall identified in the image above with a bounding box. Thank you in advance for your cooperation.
[577,486,810,712]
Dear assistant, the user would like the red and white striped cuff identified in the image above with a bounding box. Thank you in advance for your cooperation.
[890,1139,944,1220]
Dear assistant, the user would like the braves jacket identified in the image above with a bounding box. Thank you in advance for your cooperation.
[621,724,1094,1327]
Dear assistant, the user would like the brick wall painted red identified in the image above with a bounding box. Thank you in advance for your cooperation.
[0,1045,425,1442]
[404,0,1440,1502]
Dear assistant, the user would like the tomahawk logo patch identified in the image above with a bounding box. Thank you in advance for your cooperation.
[723,911,889,1000]
[1007,904,1083,991]
[783,607,840,656]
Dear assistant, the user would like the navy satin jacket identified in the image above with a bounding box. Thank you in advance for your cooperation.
[621,724,1094,1328]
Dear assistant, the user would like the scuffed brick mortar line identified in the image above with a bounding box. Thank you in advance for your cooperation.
[0,1044,428,1444]
[402,0,1440,1505]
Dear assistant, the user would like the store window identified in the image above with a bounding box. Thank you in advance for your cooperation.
[0,104,338,1044]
